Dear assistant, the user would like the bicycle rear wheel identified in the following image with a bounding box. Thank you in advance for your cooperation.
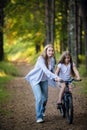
[65,95,73,124]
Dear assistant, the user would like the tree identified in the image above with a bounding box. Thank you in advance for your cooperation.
[0,0,4,61]
[55,0,68,53]
[0,0,10,61]
[79,0,87,70]
[45,0,55,45]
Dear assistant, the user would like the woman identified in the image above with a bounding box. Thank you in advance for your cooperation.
[25,44,61,123]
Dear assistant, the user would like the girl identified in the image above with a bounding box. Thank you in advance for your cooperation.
[25,44,61,123]
[55,51,81,108]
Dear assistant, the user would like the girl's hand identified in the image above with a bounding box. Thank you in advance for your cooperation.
[76,77,82,81]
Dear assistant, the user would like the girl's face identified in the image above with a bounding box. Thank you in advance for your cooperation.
[64,55,70,64]
[46,47,54,58]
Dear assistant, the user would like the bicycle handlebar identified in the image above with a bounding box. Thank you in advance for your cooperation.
[60,78,82,84]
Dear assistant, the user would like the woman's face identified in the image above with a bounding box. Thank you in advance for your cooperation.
[46,47,54,58]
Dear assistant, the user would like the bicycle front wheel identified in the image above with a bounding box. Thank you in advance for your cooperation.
[65,95,73,124]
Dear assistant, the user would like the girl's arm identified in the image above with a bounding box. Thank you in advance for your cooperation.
[55,66,60,76]
[73,65,81,80]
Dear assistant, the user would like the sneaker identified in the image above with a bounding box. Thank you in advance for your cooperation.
[36,118,44,123]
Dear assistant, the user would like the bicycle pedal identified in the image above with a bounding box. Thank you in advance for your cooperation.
[57,103,62,109]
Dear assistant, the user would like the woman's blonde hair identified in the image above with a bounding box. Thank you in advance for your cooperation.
[41,44,54,68]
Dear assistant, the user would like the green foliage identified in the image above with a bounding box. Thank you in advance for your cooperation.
[55,51,61,64]
[30,52,41,65]
[4,41,37,62]
[78,55,85,64]
[4,0,45,45]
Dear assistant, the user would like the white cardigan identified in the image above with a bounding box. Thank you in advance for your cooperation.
[25,56,58,87]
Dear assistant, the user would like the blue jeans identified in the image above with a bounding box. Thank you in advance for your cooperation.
[30,80,48,120]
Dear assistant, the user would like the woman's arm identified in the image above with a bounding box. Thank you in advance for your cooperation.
[38,56,61,81]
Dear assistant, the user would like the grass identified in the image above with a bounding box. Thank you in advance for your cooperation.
[78,64,87,77]
[0,61,19,105]
[0,61,19,76]
[79,77,87,94]
[78,64,87,95]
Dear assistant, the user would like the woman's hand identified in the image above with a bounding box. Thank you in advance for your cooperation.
[55,77,62,82]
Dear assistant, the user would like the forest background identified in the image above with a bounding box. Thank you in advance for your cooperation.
[0,0,87,105]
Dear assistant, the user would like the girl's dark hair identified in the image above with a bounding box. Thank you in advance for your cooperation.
[58,51,75,76]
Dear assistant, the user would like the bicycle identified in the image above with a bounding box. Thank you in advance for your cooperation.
[57,78,81,124]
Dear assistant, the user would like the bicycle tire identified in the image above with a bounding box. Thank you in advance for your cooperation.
[59,99,66,118]
[65,95,73,124]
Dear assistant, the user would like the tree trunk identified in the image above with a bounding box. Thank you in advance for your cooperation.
[75,0,79,67]
[68,0,79,67]
[35,44,41,54]
[0,1,4,61]
[45,0,55,45]
[45,0,50,45]
[78,16,82,55]
[79,0,87,71]
[50,0,55,45]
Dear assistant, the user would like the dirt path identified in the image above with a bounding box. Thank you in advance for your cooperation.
[0,63,87,130]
